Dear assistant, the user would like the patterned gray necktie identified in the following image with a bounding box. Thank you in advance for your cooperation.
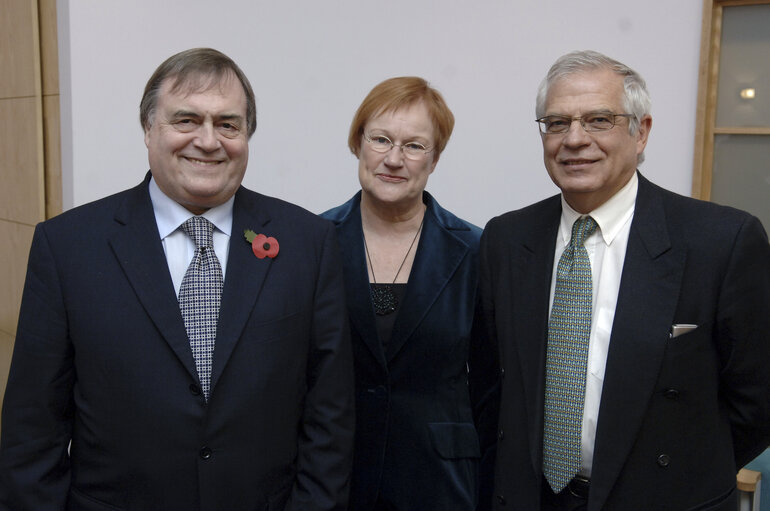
[543,215,598,493]
[178,216,223,401]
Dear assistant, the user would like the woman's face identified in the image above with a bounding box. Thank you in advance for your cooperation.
[358,101,439,211]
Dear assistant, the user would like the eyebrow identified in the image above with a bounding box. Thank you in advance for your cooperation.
[169,110,245,123]
[366,128,431,142]
[545,109,616,117]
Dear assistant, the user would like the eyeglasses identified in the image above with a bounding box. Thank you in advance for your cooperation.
[364,133,433,160]
[536,112,635,134]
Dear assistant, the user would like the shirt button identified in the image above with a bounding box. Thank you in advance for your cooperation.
[199,447,212,460]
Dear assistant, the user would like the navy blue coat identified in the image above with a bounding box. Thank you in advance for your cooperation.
[323,192,499,511]
[0,175,355,510]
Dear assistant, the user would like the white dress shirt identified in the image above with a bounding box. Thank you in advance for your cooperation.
[548,172,638,478]
[148,177,233,296]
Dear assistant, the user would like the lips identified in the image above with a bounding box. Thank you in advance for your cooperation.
[376,173,407,183]
[561,158,598,165]
[183,156,223,166]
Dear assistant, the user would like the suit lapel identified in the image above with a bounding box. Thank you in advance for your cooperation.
[589,175,686,510]
[386,204,469,361]
[210,188,274,392]
[516,199,561,475]
[335,200,387,367]
[108,179,199,381]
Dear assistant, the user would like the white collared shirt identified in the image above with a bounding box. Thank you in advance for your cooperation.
[548,172,638,478]
[149,177,234,296]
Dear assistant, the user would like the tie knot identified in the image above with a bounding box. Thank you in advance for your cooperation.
[181,216,215,249]
[570,216,597,247]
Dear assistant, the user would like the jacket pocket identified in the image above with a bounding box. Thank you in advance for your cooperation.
[67,488,124,510]
[428,422,481,459]
[687,484,736,510]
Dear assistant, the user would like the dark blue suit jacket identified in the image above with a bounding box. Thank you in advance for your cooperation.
[322,192,499,511]
[481,173,770,510]
[0,175,355,511]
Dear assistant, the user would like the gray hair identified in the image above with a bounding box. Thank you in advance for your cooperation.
[140,48,257,138]
[535,50,651,163]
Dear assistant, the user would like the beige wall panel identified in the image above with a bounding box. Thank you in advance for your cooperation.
[39,0,58,96]
[0,329,15,434]
[44,94,62,217]
[0,97,45,224]
[0,220,34,337]
[0,0,38,98]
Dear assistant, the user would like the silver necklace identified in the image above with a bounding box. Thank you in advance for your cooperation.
[363,216,424,315]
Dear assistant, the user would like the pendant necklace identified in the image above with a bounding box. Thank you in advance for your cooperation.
[363,216,424,316]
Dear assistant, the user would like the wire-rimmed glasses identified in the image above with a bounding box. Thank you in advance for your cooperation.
[536,112,635,134]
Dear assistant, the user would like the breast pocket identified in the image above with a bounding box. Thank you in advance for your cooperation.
[248,310,308,345]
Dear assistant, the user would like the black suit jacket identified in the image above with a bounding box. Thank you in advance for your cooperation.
[322,192,499,510]
[0,175,355,511]
[480,173,770,510]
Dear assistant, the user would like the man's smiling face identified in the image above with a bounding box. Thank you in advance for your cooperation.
[541,68,650,213]
[144,72,249,214]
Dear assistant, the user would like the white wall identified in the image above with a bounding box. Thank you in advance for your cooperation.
[58,0,703,227]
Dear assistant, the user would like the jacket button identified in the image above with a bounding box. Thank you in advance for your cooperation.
[498,429,504,441]
[497,494,507,506]
[189,384,202,396]
[199,447,212,460]
[657,454,670,467]
[663,388,679,400]
[500,367,505,379]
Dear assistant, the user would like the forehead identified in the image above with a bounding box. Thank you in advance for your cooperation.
[366,101,434,132]
[158,72,246,110]
[545,69,625,114]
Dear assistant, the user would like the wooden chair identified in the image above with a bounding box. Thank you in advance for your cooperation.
[737,468,761,511]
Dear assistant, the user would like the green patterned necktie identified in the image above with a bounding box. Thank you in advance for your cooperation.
[543,215,598,493]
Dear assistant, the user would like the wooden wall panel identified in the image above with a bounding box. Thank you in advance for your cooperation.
[0,0,56,432]
[39,0,59,96]
[0,1,38,98]
[0,220,34,336]
[0,329,14,434]
[44,94,62,217]
[0,97,45,225]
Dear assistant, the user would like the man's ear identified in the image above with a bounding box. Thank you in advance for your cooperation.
[636,114,652,155]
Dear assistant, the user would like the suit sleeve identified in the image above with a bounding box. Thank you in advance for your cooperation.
[471,225,502,511]
[284,222,354,511]
[717,215,770,468]
[0,224,74,510]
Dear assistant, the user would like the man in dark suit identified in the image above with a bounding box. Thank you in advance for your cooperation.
[0,48,354,510]
[480,50,770,510]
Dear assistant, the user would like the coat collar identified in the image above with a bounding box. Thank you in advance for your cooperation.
[328,191,473,364]
[109,174,275,396]
[109,175,199,382]
[587,172,684,510]
[210,186,274,393]
[510,195,562,475]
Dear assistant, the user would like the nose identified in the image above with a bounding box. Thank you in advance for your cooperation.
[194,122,221,152]
[383,143,405,165]
[562,118,591,147]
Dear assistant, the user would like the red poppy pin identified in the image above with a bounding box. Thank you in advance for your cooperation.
[244,229,279,259]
